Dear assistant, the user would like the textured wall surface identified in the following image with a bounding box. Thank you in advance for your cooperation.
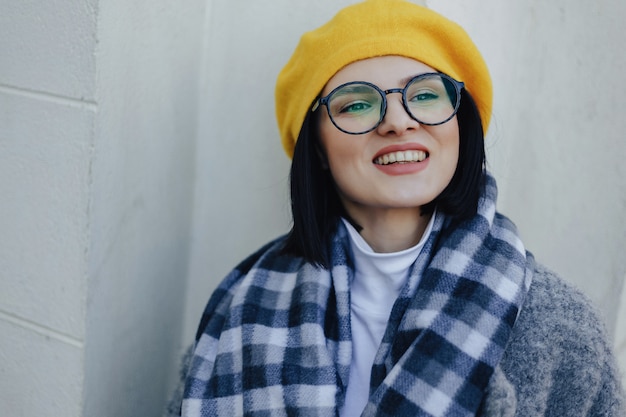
[0,0,204,415]
[83,1,204,416]
[0,0,98,413]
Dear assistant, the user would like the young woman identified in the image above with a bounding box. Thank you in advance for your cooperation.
[175,1,624,415]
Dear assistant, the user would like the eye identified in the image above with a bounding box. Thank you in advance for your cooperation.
[329,93,379,117]
[328,84,381,117]
[409,90,439,103]
[339,100,372,114]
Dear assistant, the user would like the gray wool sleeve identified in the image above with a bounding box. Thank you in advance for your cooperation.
[164,345,193,417]
[498,262,625,416]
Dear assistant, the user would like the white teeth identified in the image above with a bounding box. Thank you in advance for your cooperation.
[375,150,427,165]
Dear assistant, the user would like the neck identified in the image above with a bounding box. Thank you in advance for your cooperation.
[343,205,432,253]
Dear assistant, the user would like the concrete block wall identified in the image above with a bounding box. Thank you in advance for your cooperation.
[0,0,98,414]
[83,1,205,415]
[0,0,204,415]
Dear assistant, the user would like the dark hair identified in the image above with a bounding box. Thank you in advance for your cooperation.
[281,89,486,269]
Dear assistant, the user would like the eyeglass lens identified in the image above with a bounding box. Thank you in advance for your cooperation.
[326,74,459,134]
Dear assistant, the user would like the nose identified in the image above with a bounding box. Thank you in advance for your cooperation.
[376,93,420,136]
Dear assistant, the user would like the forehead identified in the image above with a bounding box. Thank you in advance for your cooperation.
[322,56,437,95]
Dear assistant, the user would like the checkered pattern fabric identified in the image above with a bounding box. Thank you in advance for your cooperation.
[182,173,532,416]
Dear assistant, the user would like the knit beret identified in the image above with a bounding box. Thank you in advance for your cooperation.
[275,0,492,158]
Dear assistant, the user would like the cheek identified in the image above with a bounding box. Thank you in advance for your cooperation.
[318,123,366,200]
[442,122,460,168]
[318,116,355,163]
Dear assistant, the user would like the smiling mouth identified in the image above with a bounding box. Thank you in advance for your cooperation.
[374,150,428,165]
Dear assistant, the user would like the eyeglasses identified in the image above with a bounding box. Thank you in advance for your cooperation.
[311,73,464,135]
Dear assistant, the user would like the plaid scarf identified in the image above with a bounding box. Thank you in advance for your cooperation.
[182,174,532,416]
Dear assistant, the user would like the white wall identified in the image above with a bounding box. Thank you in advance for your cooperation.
[0,0,204,416]
[0,1,98,414]
[83,1,205,416]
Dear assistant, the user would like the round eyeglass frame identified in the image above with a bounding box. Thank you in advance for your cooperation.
[311,72,465,135]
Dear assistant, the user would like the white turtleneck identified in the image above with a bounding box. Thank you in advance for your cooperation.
[339,215,435,416]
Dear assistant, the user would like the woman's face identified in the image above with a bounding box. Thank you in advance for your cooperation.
[318,56,460,221]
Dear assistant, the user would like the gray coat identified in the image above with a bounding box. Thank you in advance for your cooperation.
[169,262,625,416]
[481,263,624,416]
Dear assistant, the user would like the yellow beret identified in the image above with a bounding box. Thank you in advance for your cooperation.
[275,0,492,158]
